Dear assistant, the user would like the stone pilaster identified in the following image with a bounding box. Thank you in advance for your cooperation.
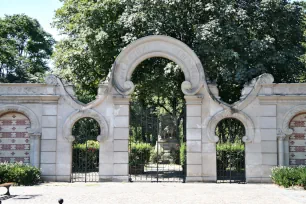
[29,133,41,168]
[107,96,130,182]
[184,95,203,182]
[277,135,286,166]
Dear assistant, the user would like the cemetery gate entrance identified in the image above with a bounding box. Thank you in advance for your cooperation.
[128,102,186,182]
[216,118,246,183]
[71,118,100,182]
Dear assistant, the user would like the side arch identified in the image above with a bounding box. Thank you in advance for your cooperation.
[207,109,255,143]
[63,109,109,142]
[0,104,40,134]
[112,35,206,96]
[281,105,306,136]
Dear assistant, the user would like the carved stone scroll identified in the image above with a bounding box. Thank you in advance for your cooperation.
[112,35,206,96]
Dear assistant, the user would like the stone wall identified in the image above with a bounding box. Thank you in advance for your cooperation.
[0,36,305,183]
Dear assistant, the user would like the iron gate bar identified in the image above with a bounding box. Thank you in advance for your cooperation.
[71,118,100,183]
[216,119,246,183]
[129,102,186,183]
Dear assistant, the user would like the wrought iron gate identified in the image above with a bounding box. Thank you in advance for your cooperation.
[71,118,100,182]
[129,102,186,182]
[216,118,246,183]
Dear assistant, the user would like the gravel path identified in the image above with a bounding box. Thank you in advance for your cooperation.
[1,182,306,204]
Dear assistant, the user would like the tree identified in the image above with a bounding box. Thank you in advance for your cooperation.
[53,0,305,104]
[0,14,55,83]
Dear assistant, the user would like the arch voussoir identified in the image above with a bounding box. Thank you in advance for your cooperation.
[112,35,206,96]
[62,109,109,142]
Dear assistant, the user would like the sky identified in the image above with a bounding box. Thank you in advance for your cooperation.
[0,0,63,41]
[0,0,305,41]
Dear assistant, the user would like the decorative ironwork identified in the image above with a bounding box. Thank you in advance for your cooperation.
[129,102,186,182]
[71,118,100,182]
[216,118,246,183]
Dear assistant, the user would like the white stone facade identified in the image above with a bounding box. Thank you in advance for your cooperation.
[0,35,305,183]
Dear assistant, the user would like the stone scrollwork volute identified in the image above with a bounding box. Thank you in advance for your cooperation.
[67,135,76,142]
[111,35,206,96]
[281,105,306,136]
[63,109,109,143]
[123,81,135,95]
[44,74,58,85]
[207,109,255,143]
[234,73,274,111]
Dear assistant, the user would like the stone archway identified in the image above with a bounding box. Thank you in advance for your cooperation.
[110,35,208,182]
[112,35,207,96]
[60,109,109,182]
[63,109,109,143]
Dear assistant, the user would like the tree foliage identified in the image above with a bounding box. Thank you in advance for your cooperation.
[53,0,306,104]
[0,14,55,82]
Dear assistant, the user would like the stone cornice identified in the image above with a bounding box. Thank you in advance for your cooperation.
[0,95,60,102]
[113,95,131,105]
[184,95,203,105]
[258,95,306,102]
[0,83,54,87]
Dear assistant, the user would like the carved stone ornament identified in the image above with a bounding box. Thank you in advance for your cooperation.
[44,75,58,85]
[0,104,41,134]
[63,109,109,142]
[206,109,255,143]
[111,35,207,96]
[281,105,306,135]
[233,73,274,110]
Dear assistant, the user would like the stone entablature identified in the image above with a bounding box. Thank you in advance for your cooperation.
[0,84,56,95]
[0,35,305,183]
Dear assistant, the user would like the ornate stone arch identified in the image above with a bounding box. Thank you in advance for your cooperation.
[0,104,40,134]
[63,109,109,142]
[281,105,306,136]
[112,35,207,96]
[206,109,255,143]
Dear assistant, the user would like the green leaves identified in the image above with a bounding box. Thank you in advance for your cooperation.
[0,14,55,83]
[271,166,306,189]
[53,0,306,104]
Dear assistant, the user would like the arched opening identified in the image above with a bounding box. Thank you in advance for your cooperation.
[71,117,100,182]
[289,113,306,166]
[112,35,207,182]
[216,118,246,183]
[128,57,186,182]
[0,112,31,163]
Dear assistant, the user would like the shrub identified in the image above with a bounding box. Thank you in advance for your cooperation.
[150,148,165,163]
[72,140,100,172]
[216,143,245,171]
[129,142,152,166]
[0,162,41,186]
[169,144,180,164]
[271,166,306,189]
[73,140,100,150]
[180,143,186,166]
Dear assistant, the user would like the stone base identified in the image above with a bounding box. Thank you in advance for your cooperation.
[100,176,129,182]
[56,175,71,182]
[186,176,216,183]
[246,177,272,183]
[41,176,56,182]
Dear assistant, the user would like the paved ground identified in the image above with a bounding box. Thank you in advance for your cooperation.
[1,182,306,204]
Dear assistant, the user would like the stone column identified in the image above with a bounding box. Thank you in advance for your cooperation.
[185,95,203,182]
[277,135,286,166]
[112,96,130,182]
[29,133,41,168]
